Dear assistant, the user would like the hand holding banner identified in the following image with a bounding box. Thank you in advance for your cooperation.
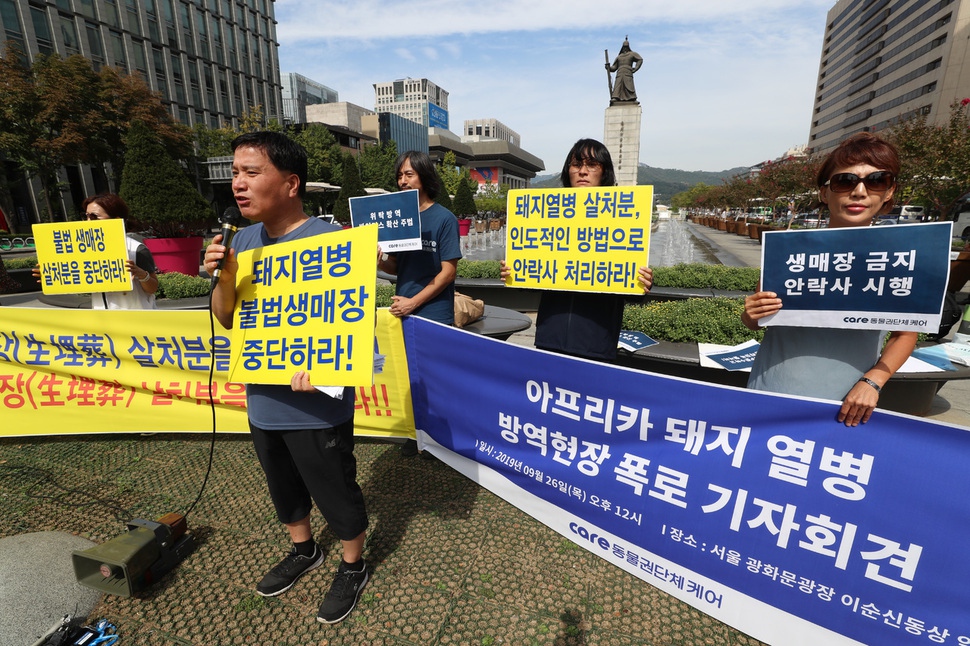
[350,190,422,252]
[760,222,952,333]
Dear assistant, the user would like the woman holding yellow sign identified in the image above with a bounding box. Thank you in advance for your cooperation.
[33,193,159,309]
[501,139,653,360]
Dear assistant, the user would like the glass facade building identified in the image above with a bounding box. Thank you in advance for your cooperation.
[281,71,337,125]
[0,0,282,130]
[0,0,281,222]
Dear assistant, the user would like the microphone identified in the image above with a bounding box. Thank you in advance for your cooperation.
[211,207,243,286]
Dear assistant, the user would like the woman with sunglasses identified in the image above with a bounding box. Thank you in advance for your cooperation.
[742,133,917,426]
[34,193,159,309]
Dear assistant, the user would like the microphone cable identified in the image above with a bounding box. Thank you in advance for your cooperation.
[183,207,242,520]
[181,285,220,520]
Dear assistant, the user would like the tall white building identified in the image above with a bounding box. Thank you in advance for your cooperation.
[373,77,449,129]
[810,0,970,153]
[463,119,520,147]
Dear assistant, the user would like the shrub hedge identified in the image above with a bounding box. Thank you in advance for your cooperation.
[156,273,212,300]
[650,263,760,291]
[622,297,763,345]
[456,259,502,279]
[2,255,38,270]
[375,283,394,308]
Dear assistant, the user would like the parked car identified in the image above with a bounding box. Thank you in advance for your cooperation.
[889,205,926,222]
[790,213,827,228]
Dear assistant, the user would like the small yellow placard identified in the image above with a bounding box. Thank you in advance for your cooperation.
[227,224,379,387]
[504,185,653,294]
[33,219,132,295]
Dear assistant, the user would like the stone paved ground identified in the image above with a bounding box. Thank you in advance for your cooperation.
[0,433,767,646]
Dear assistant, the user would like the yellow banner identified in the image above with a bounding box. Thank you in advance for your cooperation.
[505,185,653,294]
[33,219,132,294]
[0,308,414,438]
[229,225,378,386]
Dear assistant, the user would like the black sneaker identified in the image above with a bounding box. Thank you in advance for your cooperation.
[316,561,369,624]
[256,544,324,597]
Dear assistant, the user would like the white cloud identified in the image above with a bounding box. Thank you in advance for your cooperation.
[275,0,833,171]
[276,0,832,42]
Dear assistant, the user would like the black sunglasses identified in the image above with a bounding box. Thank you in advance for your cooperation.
[824,171,895,193]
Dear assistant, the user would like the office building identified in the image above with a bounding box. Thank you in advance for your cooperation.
[0,0,282,129]
[810,0,970,153]
[426,123,543,190]
[374,77,449,129]
[0,0,282,220]
[371,79,544,187]
[464,118,520,147]
[361,112,428,154]
[281,72,337,124]
[459,119,542,190]
[307,101,373,134]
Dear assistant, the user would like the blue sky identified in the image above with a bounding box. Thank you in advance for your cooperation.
[275,0,834,174]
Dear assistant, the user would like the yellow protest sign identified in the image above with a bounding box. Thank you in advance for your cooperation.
[504,185,653,294]
[0,307,415,438]
[358,309,415,437]
[228,224,379,386]
[33,219,132,295]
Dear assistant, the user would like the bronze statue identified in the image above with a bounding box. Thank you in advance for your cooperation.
[605,37,643,105]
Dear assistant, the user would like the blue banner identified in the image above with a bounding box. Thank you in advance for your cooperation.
[428,103,448,129]
[403,317,970,646]
[349,190,422,252]
[761,223,952,333]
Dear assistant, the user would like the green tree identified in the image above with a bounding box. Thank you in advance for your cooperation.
[437,151,462,196]
[434,167,454,211]
[238,105,283,133]
[755,155,819,214]
[120,120,213,237]
[292,123,339,184]
[291,124,341,216]
[358,141,398,192]
[332,152,366,224]
[473,181,509,216]
[0,46,101,221]
[95,65,194,189]
[887,98,970,217]
[0,46,196,220]
[671,182,710,210]
[193,122,237,158]
[452,177,477,217]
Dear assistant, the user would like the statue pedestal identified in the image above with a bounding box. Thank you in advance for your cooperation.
[603,103,642,186]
